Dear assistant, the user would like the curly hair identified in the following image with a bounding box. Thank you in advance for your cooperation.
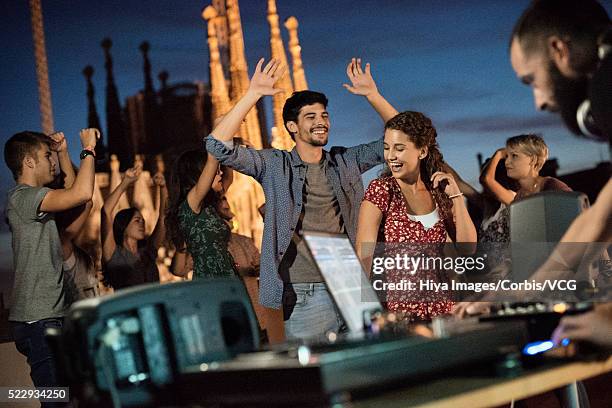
[384,111,456,240]
[165,149,218,251]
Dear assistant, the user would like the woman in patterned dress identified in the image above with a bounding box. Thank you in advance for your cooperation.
[356,111,477,321]
[166,149,237,279]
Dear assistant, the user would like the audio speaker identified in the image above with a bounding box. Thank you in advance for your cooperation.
[47,278,259,407]
[509,191,589,282]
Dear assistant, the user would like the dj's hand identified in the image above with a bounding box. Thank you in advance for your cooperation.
[452,301,491,318]
[552,307,612,349]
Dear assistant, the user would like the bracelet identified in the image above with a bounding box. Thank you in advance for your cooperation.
[83,146,96,156]
[448,192,464,199]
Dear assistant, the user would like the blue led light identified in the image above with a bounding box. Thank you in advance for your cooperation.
[523,340,554,355]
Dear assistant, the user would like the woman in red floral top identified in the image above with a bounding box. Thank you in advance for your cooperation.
[356,111,477,321]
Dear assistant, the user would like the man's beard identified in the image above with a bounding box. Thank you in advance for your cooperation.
[548,61,589,135]
[309,133,328,146]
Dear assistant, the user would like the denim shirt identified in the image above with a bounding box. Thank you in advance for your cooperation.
[205,135,384,308]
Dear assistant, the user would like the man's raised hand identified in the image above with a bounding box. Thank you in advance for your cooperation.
[48,131,67,153]
[79,128,100,149]
[343,57,379,97]
[248,58,286,97]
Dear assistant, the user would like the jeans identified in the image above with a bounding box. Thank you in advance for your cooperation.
[284,283,343,343]
[11,318,70,407]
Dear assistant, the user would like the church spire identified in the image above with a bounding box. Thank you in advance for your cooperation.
[29,0,54,134]
[284,16,308,92]
[139,41,163,155]
[102,38,133,170]
[203,6,232,120]
[140,41,155,95]
[226,0,263,149]
[83,65,109,171]
[267,0,295,150]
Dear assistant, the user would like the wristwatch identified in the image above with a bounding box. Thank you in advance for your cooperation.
[80,149,95,160]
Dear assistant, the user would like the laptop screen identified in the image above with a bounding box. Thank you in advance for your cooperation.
[303,231,382,337]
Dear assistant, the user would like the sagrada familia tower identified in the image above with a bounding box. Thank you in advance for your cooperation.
[28,0,310,260]
[202,0,309,247]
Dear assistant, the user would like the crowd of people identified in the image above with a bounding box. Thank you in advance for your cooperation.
[3,0,610,404]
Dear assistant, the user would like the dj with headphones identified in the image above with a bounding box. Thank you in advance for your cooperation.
[508,0,612,350]
[510,0,612,145]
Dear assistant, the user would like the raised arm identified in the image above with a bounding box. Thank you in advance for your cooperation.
[442,163,482,209]
[150,172,168,249]
[186,153,219,214]
[40,128,98,213]
[528,177,612,284]
[343,58,398,122]
[57,200,93,260]
[479,148,516,205]
[48,131,76,188]
[432,171,477,251]
[101,164,141,262]
[356,201,384,277]
[211,58,285,142]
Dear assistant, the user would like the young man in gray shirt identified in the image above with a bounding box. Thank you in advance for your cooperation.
[206,58,397,342]
[4,128,98,393]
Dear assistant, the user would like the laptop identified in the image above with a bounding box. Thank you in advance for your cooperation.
[302,231,382,338]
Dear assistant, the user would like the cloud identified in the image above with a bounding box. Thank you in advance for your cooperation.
[439,114,564,133]
[408,86,497,106]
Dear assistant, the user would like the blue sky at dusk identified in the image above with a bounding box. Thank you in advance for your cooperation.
[1,0,610,205]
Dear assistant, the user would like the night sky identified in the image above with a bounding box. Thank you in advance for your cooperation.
[2,0,611,206]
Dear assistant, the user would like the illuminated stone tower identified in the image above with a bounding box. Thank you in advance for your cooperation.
[226,0,263,149]
[203,6,232,120]
[29,0,54,134]
[284,16,308,92]
[204,3,265,244]
[267,0,295,150]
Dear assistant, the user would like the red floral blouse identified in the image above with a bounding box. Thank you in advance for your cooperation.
[364,176,454,321]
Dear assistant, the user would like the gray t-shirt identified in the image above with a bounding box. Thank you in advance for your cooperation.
[63,246,99,304]
[280,161,345,283]
[7,184,66,321]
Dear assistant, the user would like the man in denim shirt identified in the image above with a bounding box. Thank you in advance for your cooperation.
[207,58,397,341]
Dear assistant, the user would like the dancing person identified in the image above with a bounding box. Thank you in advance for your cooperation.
[4,128,98,401]
[43,132,99,302]
[206,57,396,341]
[481,134,571,208]
[356,111,477,321]
[166,149,236,279]
[101,164,166,290]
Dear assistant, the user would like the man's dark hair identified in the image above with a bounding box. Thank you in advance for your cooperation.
[282,90,328,139]
[3,131,49,180]
[511,0,610,73]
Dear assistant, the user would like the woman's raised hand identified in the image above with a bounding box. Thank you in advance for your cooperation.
[123,163,142,184]
[431,171,461,197]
